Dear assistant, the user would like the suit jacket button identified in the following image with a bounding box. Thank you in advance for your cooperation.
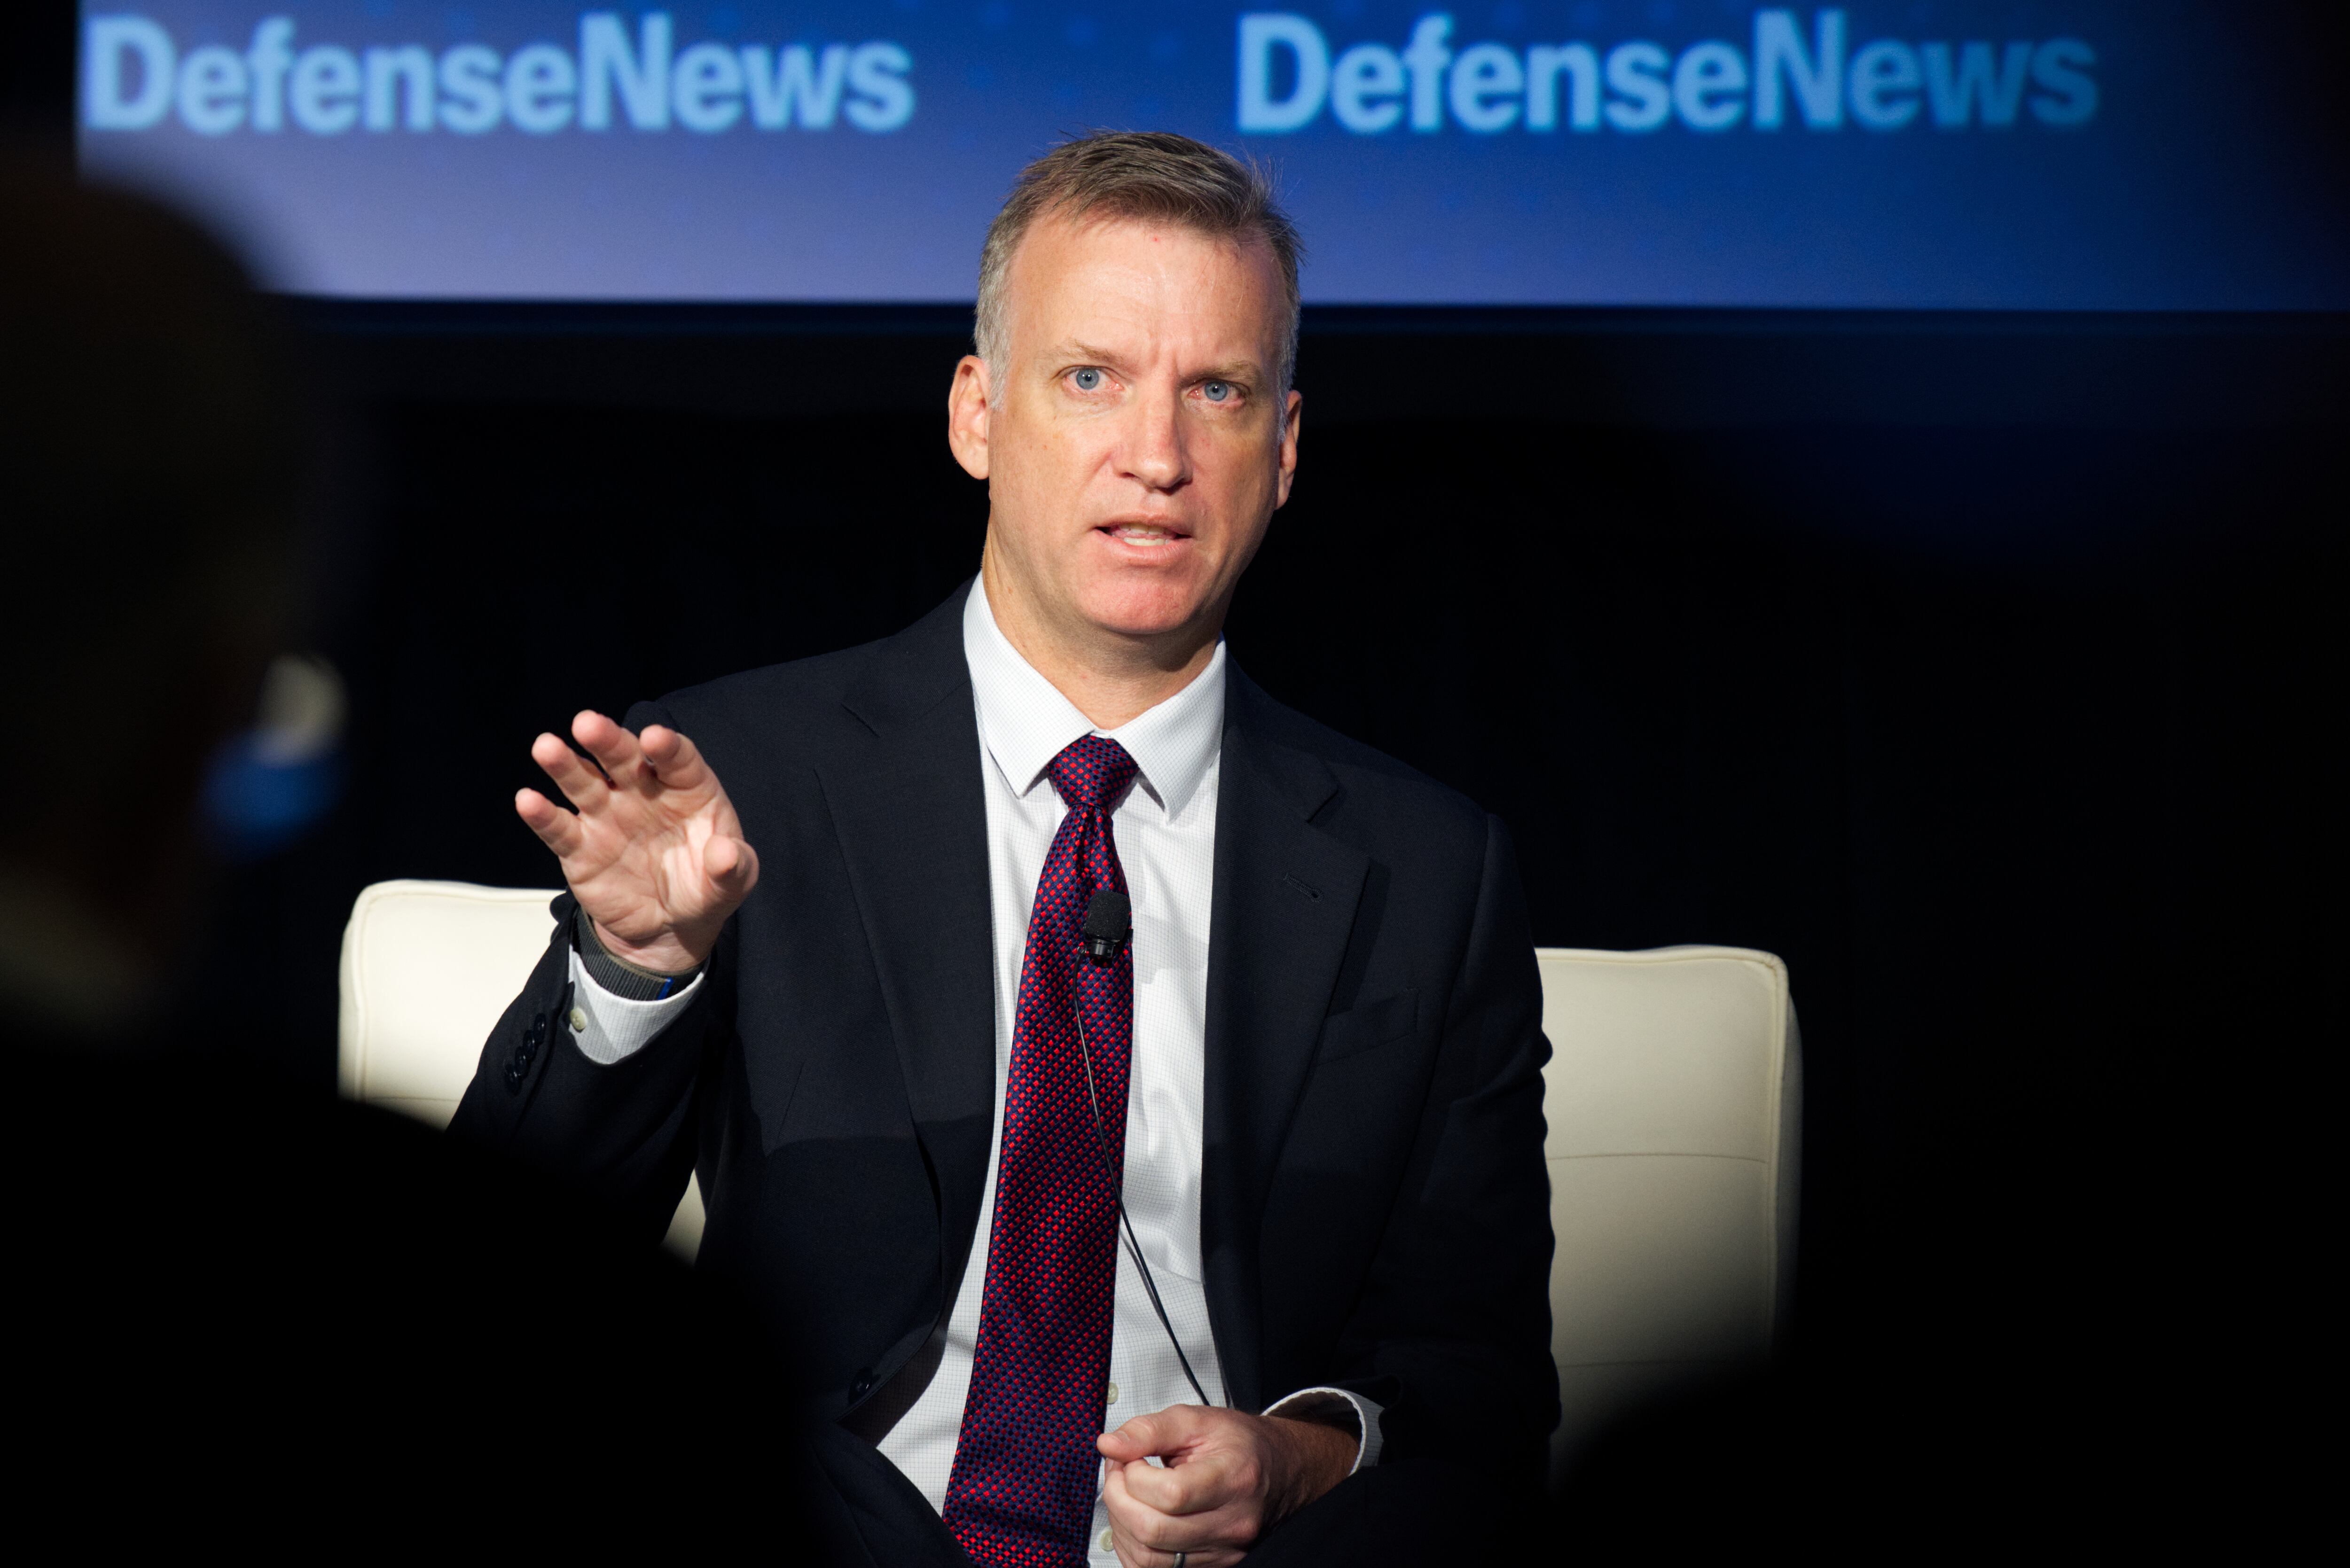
[850,1370,875,1401]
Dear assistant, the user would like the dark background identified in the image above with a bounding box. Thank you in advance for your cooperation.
[9,2,2343,1524]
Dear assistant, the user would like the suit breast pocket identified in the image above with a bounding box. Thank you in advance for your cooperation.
[1313,988,1422,1065]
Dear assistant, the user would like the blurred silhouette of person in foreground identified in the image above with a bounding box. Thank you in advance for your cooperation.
[0,158,798,1550]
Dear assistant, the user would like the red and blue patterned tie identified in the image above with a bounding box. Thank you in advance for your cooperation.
[944,735,1139,1568]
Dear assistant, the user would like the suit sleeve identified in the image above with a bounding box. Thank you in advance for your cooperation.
[1328,814,1557,1482]
[446,704,720,1245]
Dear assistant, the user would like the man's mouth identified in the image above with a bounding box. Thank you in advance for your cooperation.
[1101,523,1191,547]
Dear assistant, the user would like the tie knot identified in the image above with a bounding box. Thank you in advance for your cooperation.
[1047,734,1138,813]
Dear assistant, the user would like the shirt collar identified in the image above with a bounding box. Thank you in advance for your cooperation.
[962,577,1225,818]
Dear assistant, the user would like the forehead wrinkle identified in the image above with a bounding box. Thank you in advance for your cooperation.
[1010,225,1283,379]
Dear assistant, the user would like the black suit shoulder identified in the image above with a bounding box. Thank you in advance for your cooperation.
[630,587,971,765]
[637,639,882,744]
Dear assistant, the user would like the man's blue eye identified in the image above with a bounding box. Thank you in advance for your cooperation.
[1202,381,1231,402]
[1072,368,1103,391]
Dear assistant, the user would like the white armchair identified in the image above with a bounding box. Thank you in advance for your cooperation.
[334,879,713,1252]
[338,881,1799,1484]
[1534,946,1800,1478]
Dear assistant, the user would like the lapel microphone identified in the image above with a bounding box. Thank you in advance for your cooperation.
[1081,887,1131,961]
[1073,885,1214,1408]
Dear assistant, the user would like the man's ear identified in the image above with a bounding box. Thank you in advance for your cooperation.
[948,355,993,480]
[1272,388,1302,509]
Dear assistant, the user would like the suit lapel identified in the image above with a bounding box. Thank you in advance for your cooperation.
[818,589,998,1296]
[812,612,1369,1404]
[1200,669,1370,1412]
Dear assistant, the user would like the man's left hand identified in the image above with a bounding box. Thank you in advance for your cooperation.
[1096,1405,1356,1567]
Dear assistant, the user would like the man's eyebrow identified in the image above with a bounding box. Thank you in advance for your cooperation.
[1057,340,1129,367]
[1050,342,1266,382]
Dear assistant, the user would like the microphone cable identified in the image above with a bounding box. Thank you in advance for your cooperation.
[1073,887,1215,1410]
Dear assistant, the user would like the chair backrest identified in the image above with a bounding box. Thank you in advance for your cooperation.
[337,883,1800,1482]
[338,880,713,1251]
[1536,946,1800,1481]
[338,880,560,1124]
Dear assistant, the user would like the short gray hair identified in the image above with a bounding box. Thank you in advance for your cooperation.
[974,131,1303,395]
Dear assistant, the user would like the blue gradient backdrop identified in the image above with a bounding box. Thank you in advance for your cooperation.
[77,2,2350,306]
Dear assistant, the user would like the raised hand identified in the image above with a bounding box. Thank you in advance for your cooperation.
[515,710,758,974]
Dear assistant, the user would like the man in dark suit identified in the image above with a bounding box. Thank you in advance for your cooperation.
[455,133,1553,1567]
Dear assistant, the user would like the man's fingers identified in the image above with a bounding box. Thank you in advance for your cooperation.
[514,788,583,856]
[1099,1411,1178,1463]
[572,710,644,788]
[1118,1449,1231,1517]
[703,833,759,895]
[1103,1465,1248,1568]
[1115,1457,1187,1515]
[1104,1465,1184,1561]
[531,731,611,809]
[636,724,716,793]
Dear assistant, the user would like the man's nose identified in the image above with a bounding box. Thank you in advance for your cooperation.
[1118,382,1191,493]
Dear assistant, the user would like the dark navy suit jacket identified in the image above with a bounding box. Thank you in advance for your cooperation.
[454,586,1557,1478]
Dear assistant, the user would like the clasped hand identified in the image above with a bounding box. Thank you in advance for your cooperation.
[1097,1406,1356,1568]
[515,710,759,972]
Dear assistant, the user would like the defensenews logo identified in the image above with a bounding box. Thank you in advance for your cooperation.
[1238,9,2097,135]
[82,11,916,137]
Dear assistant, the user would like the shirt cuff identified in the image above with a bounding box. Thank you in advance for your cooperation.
[1261,1387,1385,1474]
[573,904,703,1000]
[566,947,703,1065]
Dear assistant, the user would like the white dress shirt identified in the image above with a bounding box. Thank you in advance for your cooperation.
[567,581,1379,1558]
